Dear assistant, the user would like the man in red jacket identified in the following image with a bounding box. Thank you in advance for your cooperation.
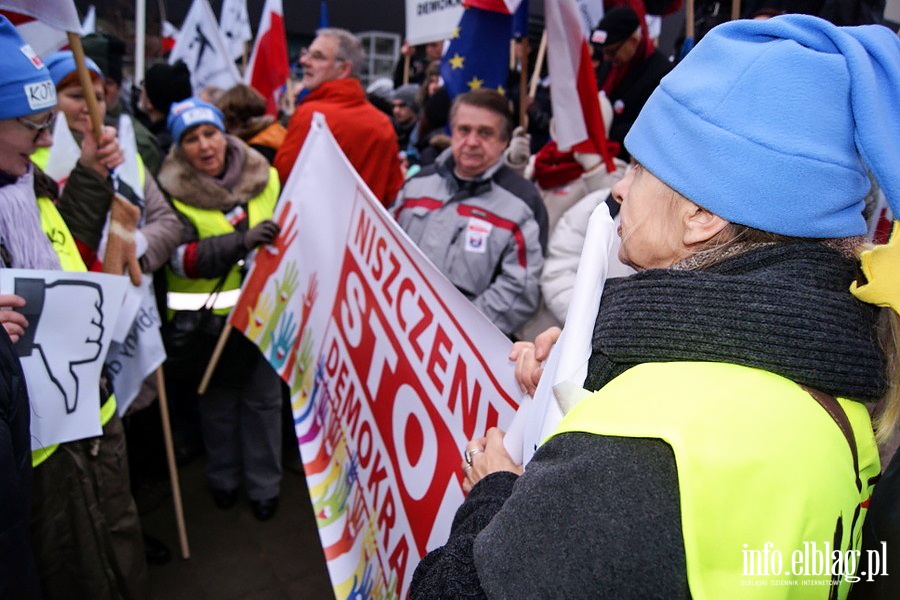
[274,28,404,206]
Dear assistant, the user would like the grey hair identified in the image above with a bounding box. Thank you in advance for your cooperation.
[316,28,366,78]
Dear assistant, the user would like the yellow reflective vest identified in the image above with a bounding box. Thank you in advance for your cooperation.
[166,167,279,317]
[32,196,118,466]
[551,361,879,600]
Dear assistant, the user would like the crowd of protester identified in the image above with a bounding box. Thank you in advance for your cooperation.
[1,1,898,598]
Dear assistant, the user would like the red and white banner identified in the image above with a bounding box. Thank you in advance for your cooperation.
[244,0,289,116]
[229,113,521,598]
[544,0,615,171]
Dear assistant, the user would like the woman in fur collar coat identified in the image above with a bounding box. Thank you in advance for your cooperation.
[158,97,285,522]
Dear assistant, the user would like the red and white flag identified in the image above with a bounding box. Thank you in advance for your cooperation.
[161,20,179,54]
[0,0,81,58]
[244,0,289,116]
[0,0,81,31]
[544,0,615,171]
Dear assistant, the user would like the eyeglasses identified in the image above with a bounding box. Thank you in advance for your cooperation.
[305,49,345,64]
[17,113,56,143]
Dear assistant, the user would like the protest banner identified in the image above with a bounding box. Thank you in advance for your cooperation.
[229,113,521,598]
[0,269,128,450]
[405,0,464,45]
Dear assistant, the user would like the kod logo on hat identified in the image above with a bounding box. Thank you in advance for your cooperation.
[181,107,217,127]
[24,80,56,111]
[591,30,609,45]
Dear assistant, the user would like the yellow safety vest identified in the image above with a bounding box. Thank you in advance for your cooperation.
[166,167,280,317]
[551,361,879,600]
[32,196,118,466]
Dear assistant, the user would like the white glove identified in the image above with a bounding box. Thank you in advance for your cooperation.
[505,126,531,168]
[573,152,602,174]
[134,230,148,259]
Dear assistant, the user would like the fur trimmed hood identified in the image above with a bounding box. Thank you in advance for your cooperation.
[157,134,271,211]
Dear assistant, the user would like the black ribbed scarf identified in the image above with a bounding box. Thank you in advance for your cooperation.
[584,242,887,402]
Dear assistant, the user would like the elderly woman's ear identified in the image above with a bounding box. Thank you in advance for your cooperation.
[682,203,730,247]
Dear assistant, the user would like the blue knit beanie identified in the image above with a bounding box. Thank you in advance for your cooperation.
[167,97,226,144]
[45,51,105,88]
[625,14,900,238]
[0,15,56,119]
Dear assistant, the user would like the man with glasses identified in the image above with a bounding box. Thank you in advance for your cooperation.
[591,6,671,160]
[274,28,404,207]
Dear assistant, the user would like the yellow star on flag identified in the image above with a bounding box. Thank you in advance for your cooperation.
[850,221,900,315]
[449,53,464,70]
[451,27,460,39]
[496,85,505,96]
[467,76,484,90]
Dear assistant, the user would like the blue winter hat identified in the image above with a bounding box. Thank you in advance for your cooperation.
[167,97,226,144]
[0,15,56,119]
[625,14,900,238]
[45,50,104,88]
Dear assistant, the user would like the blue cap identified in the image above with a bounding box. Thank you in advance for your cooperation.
[625,15,900,238]
[45,50,104,88]
[167,97,226,144]
[0,15,56,119]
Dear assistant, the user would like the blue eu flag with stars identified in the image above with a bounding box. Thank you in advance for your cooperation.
[440,7,513,101]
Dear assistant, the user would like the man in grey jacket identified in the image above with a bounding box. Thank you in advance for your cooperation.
[392,89,547,338]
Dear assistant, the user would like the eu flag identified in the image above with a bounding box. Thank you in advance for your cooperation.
[440,6,513,101]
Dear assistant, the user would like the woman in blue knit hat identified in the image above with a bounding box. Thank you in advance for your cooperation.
[411,14,900,599]
[159,96,285,522]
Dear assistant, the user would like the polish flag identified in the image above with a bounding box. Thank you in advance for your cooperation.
[0,10,68,56]
[464,0,524,13]
[544,0,615,172]
[161,20,179,54]
[245,0,290,116]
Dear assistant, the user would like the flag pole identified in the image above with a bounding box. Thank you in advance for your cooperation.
[66,33,104,140]
[518,37,530,129]
[197,322,233,395]
[135,0,146,86]
[156,367,191,559]
[528,29,546,99]
[731,0,741,20]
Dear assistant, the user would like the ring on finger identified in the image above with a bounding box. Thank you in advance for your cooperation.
[464,447,483,466]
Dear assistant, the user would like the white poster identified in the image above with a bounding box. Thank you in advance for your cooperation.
[0,270,128,450]
[405,0,465,45]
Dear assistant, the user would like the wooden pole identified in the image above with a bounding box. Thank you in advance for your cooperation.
[686,0,695,40]
[66,33,104,140]
[528,30,547,99]
[197,321,233,396]
[135,0,146,86]
[402,53,411,85]
[155,368,191,559]
[518,37,530,130]
[731,0,741,21]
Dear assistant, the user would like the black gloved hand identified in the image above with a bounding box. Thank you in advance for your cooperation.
[243,219,281,250]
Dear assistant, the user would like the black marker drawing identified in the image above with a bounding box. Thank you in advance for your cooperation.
[14,278,105,414]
